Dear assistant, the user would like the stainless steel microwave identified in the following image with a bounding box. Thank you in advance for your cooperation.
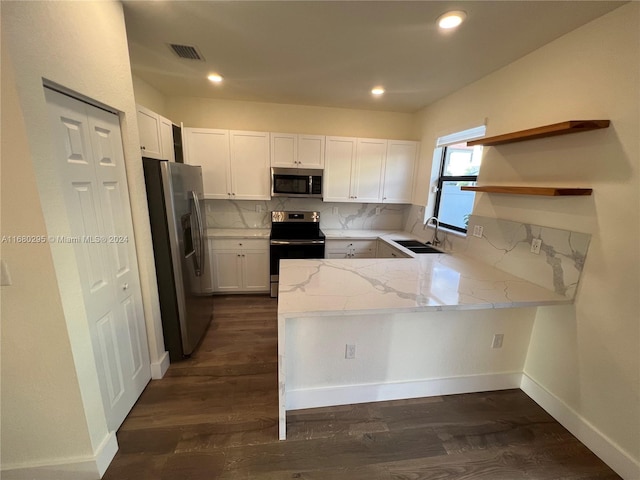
[271,168,323,198]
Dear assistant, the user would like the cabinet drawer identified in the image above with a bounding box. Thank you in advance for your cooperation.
[326,239,377,255]
[209,238,268,250]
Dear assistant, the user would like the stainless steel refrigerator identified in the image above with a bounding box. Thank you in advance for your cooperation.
[143,158,213,361]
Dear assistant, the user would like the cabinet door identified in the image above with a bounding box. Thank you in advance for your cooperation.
[324,136,357,202]
[230,131,270,200]
[350,240,377,258]
[184,128,231,199]
[242,249,270,291]
[270,133,297,168]
[211,250,243,292]
[136,105,162,159]
[298,135,325,169]
[352,138,386,203]
[159,116,175,162]
[382,141,418,204]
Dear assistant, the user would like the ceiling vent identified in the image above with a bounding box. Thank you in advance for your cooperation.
[168,44,204,61]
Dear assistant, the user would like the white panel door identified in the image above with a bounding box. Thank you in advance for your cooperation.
[324,136,356,202]
[136,105,162,159]
[298,135,325,169]
[242,249,270,291]
[211,250,243,292]
[46,89,151,431]
[159,116,175,162]
[229,131,270,200]
[270,133,297,168]
[382,141,418,204]
[352,138,386,203]
[184,128,231,199]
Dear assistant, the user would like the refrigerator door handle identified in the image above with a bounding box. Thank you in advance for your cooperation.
[191,190,205,277]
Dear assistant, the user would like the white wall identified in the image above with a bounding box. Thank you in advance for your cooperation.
[132,75,168,119]
[0,35,96,469]
[413,3,639,473]
[1,1,166,476]
[167,96,418,140]
[287,309,536,399]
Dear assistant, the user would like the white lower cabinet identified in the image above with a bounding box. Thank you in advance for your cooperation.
[376,240,411,258]
[325,239,376,259]
[210,238,270,293]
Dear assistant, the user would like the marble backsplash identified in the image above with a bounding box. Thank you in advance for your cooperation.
[205,199,410,231]
[463,215,591,299]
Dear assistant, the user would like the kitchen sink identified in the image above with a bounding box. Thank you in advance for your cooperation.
[392,239,445,254]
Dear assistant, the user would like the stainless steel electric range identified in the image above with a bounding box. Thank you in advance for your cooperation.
[269,211,325,297]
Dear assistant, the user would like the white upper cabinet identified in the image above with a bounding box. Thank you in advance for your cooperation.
[382,140,418,203]
[270,133,325,169]
[185,128,270,200]
[159,116,175,162]
[324,136,387,203]
[325,135,418,204]
[184,128,231,199]
[298,135,325,168]
[324,136,357,202]
[270,133,296,168]
[136,104,174,161]
[229,131,270,200]
[352,138,387,203]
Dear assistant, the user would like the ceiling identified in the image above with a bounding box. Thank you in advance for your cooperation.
[123,1,624,114]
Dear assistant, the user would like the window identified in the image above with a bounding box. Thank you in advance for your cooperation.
[433,141,483,233]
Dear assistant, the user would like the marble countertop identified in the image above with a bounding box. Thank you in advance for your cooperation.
[322,229,407,240]
[206,228,271,239]
[277,254,570,318]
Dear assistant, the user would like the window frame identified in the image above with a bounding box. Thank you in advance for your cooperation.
[432,146,478,234]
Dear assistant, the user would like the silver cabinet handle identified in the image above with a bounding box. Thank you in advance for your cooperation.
[122,283,129,290]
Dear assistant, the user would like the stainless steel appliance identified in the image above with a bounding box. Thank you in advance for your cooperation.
[271,167,323,198]
[143,158,213,361]
[270,211,325,297]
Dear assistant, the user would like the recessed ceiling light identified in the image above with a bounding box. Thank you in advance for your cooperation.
[207,73,223,83]
[437,11,466,30]
[371,86,385,96]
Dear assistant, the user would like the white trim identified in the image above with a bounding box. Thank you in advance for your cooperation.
[150,350,170,379]
[1,431,118,480]
[521,374,640,480]
[436,125,486,147]
[287,372,522,411]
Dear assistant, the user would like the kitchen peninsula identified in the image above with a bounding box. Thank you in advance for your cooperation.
[276,252,572,440]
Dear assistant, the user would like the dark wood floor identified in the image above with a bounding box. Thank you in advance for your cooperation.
[103,294,619,479]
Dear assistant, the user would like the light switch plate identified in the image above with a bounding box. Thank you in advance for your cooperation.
[472,225,484,238]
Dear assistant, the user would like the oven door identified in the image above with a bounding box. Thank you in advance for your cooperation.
[270,240,325,297]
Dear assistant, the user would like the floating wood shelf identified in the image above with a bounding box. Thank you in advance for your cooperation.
[461,186,593,196]
[467,120,610,146]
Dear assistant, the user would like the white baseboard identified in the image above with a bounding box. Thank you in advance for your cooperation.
[1,431,118,480]
[286,372,523,411]
[521,374,640,480]
[150,350,170,379]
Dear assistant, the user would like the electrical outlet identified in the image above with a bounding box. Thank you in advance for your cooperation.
[333,206,339,215]
[492,334,504,349]
[530,238,542,255]
[345,344,356,359]
[472,225,484,238]
[375,207,381,215]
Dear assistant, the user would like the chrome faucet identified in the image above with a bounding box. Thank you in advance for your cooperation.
[424,216,441,247]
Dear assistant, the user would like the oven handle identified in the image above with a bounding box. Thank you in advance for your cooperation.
[270,239,325,246]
